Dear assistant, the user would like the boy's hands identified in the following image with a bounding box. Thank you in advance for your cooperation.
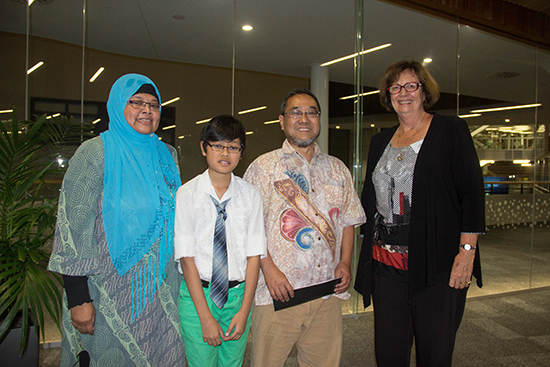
[224,310,248,340]
[201,315,224,346]
[201,310,249,344]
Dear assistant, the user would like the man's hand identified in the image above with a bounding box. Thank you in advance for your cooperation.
[334,261,351,294]
[334,226,355,294]
[70,302,96,335]
[264,265,294,302]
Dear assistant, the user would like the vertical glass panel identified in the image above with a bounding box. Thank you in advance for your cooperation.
[359,0,460,199]
[355,1,460,313]
[1,1,84,121]
[0,2,28,120]
[459,26,538,295]
[0,0,86,346]
[233,0,358,312]
[86,1,235,181]
[532,48,550,288]
[26,0,84,122]
[233,1,356,177]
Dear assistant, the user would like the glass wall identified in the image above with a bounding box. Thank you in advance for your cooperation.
[351,2,550,306]
[458,25,541,296]
[0,0,548,327]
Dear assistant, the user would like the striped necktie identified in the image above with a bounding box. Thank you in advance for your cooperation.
[209,195,230,309]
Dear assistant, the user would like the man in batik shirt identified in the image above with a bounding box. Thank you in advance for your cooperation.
[244,88,365,367]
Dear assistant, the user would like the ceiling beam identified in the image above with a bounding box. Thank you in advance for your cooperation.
[381,0,550,50]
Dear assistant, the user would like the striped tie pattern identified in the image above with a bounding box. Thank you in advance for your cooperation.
[209,195,230,309]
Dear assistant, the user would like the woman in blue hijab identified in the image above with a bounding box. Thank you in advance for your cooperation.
[49,74,185,366]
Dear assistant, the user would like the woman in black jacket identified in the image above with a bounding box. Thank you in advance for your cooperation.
[354,60,485,367]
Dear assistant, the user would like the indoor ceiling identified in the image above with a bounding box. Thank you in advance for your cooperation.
[1,0,548,127]
[505,0,550,16]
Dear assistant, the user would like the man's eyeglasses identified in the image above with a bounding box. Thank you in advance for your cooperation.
[206,142,242,154]
[128,100,161,111]
[284,110,321,119]
[387,82,422,94]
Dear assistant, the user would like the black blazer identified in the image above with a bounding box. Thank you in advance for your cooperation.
[354,113,485,308]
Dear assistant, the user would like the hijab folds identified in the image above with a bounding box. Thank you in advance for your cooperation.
[100,74,181,321]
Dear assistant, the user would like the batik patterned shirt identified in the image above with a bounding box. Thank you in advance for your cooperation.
[244,140,366,306]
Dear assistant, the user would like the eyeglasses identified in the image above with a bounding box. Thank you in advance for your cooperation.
[284,110,321,119]
[387,82,422,94]
[128,100,161,111]
[206,142,242,154]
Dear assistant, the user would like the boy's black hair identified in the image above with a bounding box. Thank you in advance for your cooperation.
[200,114,246,156]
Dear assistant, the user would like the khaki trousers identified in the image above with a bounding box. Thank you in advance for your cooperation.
[251,297,342,367]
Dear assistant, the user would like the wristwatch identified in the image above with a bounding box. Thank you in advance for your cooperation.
[459,243,477,251]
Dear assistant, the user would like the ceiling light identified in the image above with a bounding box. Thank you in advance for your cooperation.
[89,67,104,82]
[504,119,510,122]
[242,25,253,31]
[370,124,375,127]
[423,58,432,63]
[0,109,14,114]
[162,97,180,106]
[470,103,541,113]
[340,90,380,100]
[513,159,530,164]
[321,43,391,67]
[238,106,266,114]
[196,118,211,125]
[335,126,340,129]
[246,131,254,135]
[162,125,176,130]
[458,113,481,119]
[521,163,532,167]
[92,118,101,124]
[264,120,279,125]
[27,61,44,75]
[46,113,60,119]
[480,160,494,167]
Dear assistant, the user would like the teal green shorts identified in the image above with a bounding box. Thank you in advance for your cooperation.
[178,280,251,367]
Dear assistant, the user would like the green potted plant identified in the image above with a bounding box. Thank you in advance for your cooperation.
[0,112,93,362]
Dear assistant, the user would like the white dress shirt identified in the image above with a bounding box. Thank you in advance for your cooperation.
[174,170,266,281]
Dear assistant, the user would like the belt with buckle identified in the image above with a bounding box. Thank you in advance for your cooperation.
[201,280,243,289]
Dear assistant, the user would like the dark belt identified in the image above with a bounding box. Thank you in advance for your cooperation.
[201,279,243,289]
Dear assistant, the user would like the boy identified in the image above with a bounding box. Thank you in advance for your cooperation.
[174,115,266,367]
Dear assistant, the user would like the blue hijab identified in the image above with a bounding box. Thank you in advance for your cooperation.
[100,74,181,319]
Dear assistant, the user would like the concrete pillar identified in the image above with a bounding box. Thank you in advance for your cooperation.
[310,63,329,153]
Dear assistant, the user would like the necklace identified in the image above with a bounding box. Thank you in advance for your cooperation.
[396,112,426,161]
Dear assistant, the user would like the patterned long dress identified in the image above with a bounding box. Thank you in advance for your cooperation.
[48,136,186,367]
